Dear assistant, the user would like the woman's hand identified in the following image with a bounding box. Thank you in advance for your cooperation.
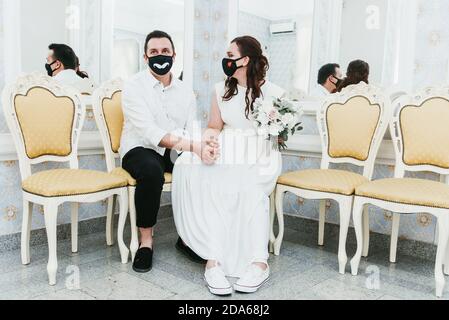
[192,141,220,165]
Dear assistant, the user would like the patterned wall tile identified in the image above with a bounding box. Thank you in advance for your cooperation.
[413,0,449,89]
[193,0,229,127]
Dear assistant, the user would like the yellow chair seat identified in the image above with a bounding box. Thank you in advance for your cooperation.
[22,169,128,197]
[277,169,368,196]
[111,167,172,187]
[356,178,449,209]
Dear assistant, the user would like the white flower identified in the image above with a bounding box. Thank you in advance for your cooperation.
[262,99,275,113]
[257,112,270,125]
[281,113,294,126]
[269,123,282,136]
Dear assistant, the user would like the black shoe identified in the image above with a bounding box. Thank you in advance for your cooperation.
[132,247,153,273]
[176,237,206,264]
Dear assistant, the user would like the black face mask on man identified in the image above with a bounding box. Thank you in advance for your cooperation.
[222,56,247,78]
[147,55,174,76]
[45,60,59,77]
[330,75,342,88]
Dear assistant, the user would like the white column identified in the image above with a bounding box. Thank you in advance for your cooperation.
[100,0,114,83]
[183,0,195,91]
[3,0,22,82]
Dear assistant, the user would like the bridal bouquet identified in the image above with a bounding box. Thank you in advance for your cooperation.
[251,97,303,150]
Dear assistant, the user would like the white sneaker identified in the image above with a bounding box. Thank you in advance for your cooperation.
[204,266,232,296]
[234,264,270,293]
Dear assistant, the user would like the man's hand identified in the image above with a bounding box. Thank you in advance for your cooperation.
[192,141,220,165]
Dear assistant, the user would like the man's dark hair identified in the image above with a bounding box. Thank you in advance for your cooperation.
[48,44,77,70]
[144,30,176,54]
[317,63,340,85]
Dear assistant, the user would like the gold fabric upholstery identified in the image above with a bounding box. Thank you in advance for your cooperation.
[14,87,75,159]
[22,169,127,197]
[277,169,368,196]
[356,178,449,209]
[102,91,124,153]
[111,167,172,187]
[400,97,449,168]
[327,96,381,161]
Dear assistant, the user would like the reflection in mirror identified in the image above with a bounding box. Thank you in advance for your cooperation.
[112,0,185,80]
[238,0,315,98]
[20,0,69,74]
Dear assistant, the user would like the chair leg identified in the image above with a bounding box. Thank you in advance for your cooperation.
[269,191,276,254]
[338,199,352,274]
[362,205,370,257]
[273,187,285,256]
[390,213,400,263]
[350,198,365,276]
[318,200,326,246]
[128,188,139,262]
[106,196,116,246]
[44,203,58,286]
[71,203,78,253]
[444,236,449,276]
[117,189,130,264]
[21,200,33,265]
[435,215,449,298]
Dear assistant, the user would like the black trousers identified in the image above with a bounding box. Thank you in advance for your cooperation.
[122,147,176,228]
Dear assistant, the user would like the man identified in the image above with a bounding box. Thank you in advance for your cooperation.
[312,63,343,97]
[45,43,95,94]
[120,30,217,273]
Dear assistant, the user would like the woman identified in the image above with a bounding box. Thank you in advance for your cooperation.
[75,56,89,79]
[172,36,285,296]
[337,59,370,92]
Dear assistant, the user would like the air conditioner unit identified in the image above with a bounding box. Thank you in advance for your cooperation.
[269,21,296,35]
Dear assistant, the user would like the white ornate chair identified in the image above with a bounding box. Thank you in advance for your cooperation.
[272,82,391,274]
[1,73,129,285]
[92,79,172,263]
[350,86,449,297]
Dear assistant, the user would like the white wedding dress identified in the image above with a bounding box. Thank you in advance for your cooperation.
[172,81,285,277]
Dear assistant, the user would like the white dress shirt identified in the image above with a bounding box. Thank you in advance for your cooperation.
[120,70,197,159]
[311,84,331,98]
[53,69,96,94]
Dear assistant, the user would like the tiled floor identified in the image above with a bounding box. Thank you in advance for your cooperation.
[0,217,448,300]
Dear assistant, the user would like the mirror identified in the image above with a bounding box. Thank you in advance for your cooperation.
[237,0,315,97]
[19,0,70,74]
[112,0,185,80]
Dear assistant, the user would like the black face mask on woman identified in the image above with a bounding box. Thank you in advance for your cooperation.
[147,55,174,76]
[222,56,246,78]
[45,60,59,77]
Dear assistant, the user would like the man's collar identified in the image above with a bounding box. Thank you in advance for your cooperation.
[147,70,178,89]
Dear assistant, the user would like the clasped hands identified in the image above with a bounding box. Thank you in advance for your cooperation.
[193,135,220,165]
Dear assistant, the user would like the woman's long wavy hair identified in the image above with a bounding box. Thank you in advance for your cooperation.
[222,36,269,119]
[336,60,370,92]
